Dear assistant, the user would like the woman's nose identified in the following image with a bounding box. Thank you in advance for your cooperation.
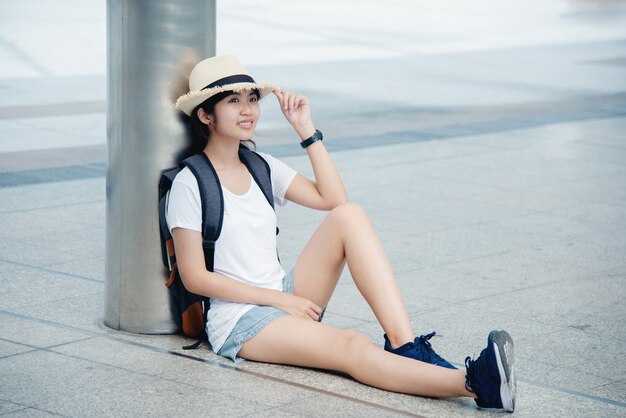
[240,102,251,115]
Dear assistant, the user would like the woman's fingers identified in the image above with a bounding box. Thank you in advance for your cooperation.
[273,89,287,111]
[300,298,322,321]
[281,93,288,110]
[311,302,322,316]
[289,94,297,112]
[282,91,294,112]
[274,90,304,113]
[306,306,319,321]
[308,301,322,321]
[274,90,313,133]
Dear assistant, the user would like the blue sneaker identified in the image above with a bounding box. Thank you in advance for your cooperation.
[465,330,516,412]
[384,332,457,369]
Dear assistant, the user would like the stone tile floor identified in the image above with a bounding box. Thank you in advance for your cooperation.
[1,0,625,416]
[1,117,625,416]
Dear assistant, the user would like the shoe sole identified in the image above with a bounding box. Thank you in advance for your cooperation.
[489,330,516,412]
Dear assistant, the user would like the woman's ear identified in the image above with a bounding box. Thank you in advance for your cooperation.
[197,108,211,126]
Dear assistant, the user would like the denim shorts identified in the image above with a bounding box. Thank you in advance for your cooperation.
[217,269,324,362]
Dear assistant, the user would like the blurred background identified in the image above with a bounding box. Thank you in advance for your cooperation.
[1,0,625,171]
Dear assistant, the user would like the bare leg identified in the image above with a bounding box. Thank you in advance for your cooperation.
[239,316,474,398]
[293,203,414,347]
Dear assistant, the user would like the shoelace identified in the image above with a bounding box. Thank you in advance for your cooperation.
[418,331,437,348]
[464,356,477,394]
[416,332,446,364]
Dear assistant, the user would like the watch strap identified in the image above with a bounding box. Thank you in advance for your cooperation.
[300,129,323,149]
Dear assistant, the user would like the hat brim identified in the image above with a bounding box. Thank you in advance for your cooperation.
[175,82,279,116]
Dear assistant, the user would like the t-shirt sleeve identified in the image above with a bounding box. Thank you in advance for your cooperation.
[258,152,297,207]
[166,167,202,233]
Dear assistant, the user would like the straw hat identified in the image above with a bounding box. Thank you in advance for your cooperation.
[175,55,278,116]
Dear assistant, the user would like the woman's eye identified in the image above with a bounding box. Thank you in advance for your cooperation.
[250,97,258,102]
[230,98,239,103]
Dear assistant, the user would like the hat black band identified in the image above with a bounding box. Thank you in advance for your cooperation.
[204,74,256,90]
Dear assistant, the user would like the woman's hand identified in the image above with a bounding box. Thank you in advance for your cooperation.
[275,292,323,321]
[273,90,316,140]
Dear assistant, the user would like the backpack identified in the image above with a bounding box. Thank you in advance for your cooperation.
[158,146,275,349]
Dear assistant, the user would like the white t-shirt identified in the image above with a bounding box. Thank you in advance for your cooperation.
[166,152,297,353]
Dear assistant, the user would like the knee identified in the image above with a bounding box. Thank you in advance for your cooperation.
[337,330,375,370]
[328,202,367,225]
[340,330,373,355]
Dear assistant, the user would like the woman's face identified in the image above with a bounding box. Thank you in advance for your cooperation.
[210,89,260,141]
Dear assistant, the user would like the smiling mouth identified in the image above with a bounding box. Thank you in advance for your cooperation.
[237,120,254,128]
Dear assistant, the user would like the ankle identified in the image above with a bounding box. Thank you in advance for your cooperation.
[387,334,413,350]
[458,370,477,398]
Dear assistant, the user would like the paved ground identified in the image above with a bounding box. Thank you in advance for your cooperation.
[1,1,625,417]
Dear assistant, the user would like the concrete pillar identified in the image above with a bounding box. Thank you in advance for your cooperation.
[105,0,216,333]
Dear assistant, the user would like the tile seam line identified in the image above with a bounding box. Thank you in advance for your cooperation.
[1,309,625,410]
[0,310,422,418]
[0,198,106,215]
[521,378,626,409]
[0,398,65,418]
[0,100,105,120]
[0,37,51,77]
[0,258,103,284]
[0,162,105,176]
[41,345,336,416]
[0,335,97,361]
[1,108,625,189]
[96,347,422,417]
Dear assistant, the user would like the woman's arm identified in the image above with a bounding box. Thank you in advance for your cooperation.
[172,227,322,320]
[274,90,347,210]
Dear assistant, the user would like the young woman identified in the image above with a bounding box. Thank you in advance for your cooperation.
[169,55,516,412]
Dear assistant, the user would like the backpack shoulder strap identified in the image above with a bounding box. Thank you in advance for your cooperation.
[239,147,274,209]
[182,153,224,272]
[158,167,182,270]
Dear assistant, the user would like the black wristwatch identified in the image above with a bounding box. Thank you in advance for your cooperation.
[300,129,323,149]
